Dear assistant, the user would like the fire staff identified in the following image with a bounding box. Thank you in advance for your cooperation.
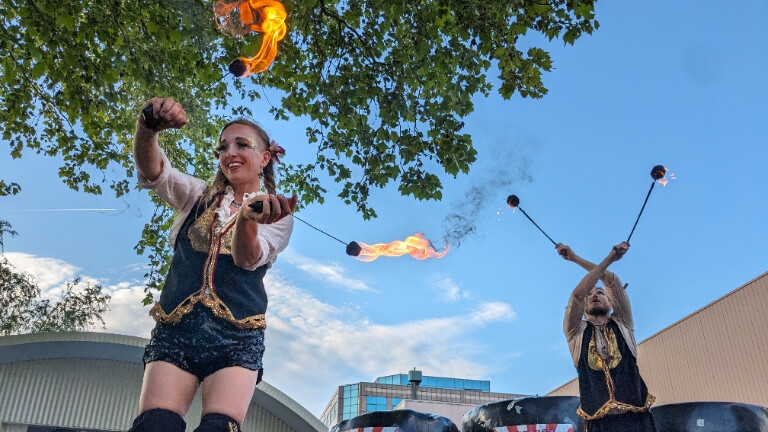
[557,242,657,432]
[128,97,298,432]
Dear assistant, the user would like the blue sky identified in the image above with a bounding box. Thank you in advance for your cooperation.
[2,0,767,419]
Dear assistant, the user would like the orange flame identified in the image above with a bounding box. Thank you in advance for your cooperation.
[657,166,676,187]
[214,0,287,76]
[353,233,449,262]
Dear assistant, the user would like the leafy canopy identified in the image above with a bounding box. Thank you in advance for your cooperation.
[1,0,598,298]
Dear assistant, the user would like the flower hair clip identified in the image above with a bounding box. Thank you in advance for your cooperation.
[269,140,285,164]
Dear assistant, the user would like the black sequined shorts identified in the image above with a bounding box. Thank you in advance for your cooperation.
[143,304,265,382]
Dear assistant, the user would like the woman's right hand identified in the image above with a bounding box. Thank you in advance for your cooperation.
[140,97,189,132]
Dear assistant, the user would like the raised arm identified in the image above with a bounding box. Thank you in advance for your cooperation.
[602,244,633,329]
[563,242,629,338]
[556,243,596,271]
[556,243,625,303]
[133,97,189,182]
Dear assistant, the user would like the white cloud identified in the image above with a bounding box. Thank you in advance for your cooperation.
[5,252,79,294]
[429,274,472,302]
[469,301,517,323]
[263,271,517,415]
[279,247,374,292]
[101,281,156,338]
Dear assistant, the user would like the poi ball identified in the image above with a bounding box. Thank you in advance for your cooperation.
[506,194,520,208]
[229,59,248,78]
[346,241,362,257]
[651,165,666,180]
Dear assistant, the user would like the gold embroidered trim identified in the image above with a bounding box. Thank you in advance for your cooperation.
[149,195,267,330]
[189,201,236,255]
[149,292,267,329]
[577,393,655,421]
[588,325,621,370]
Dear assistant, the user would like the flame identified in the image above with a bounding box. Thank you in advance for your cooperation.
[656,166,676,187]
[353,233,449,262]
[214,0,287,76]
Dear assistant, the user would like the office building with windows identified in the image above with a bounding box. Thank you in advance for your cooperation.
[319,370,526,429]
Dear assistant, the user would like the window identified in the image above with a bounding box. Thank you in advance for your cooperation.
[366,396,387,412]
[342,384,359,420]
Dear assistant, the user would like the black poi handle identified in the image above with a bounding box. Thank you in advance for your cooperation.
[248,201,264,213]
[626,165,667,243]
[141,106,163,131]
[507,194,565,256]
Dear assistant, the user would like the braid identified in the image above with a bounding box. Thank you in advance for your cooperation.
[262,159,276,195]
[200,171,229,205]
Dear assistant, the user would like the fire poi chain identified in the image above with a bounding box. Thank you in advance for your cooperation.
[214,0,288,77]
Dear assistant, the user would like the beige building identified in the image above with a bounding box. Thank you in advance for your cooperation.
[548,271,768,407]
[0,332,326,432]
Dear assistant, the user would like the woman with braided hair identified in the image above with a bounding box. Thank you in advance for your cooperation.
[129,97,298,432]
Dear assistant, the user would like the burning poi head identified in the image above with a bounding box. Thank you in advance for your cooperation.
[214,0,288,77]
[506,194,520,208]
[651,165,666,180]
[346,241,362,257]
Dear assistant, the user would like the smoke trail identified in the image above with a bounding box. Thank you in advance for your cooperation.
[442,140,535,247]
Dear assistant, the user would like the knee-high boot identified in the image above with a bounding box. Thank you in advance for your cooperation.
[194,413,241,432]
[128,408,187,432]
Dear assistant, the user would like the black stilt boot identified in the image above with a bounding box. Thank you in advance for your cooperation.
[194,413,241,432]
[128,408,187,432]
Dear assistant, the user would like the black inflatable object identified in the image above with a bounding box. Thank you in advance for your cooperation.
[331,409,458,432]
[650,401,768,432]
[461,397,582,432]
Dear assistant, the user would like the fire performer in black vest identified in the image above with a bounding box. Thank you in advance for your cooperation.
[556,242,657,432]
[128,97,298,432]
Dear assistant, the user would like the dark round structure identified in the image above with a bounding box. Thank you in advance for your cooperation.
[651,165,666,180]
[650,401,768,432]
[506,194,520,208]
[462,396,583,432]
[229,58,249,77]
[346,241,362,257]
[331,409,458,432]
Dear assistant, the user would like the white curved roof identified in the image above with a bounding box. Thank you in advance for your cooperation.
[0,332,326,432]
